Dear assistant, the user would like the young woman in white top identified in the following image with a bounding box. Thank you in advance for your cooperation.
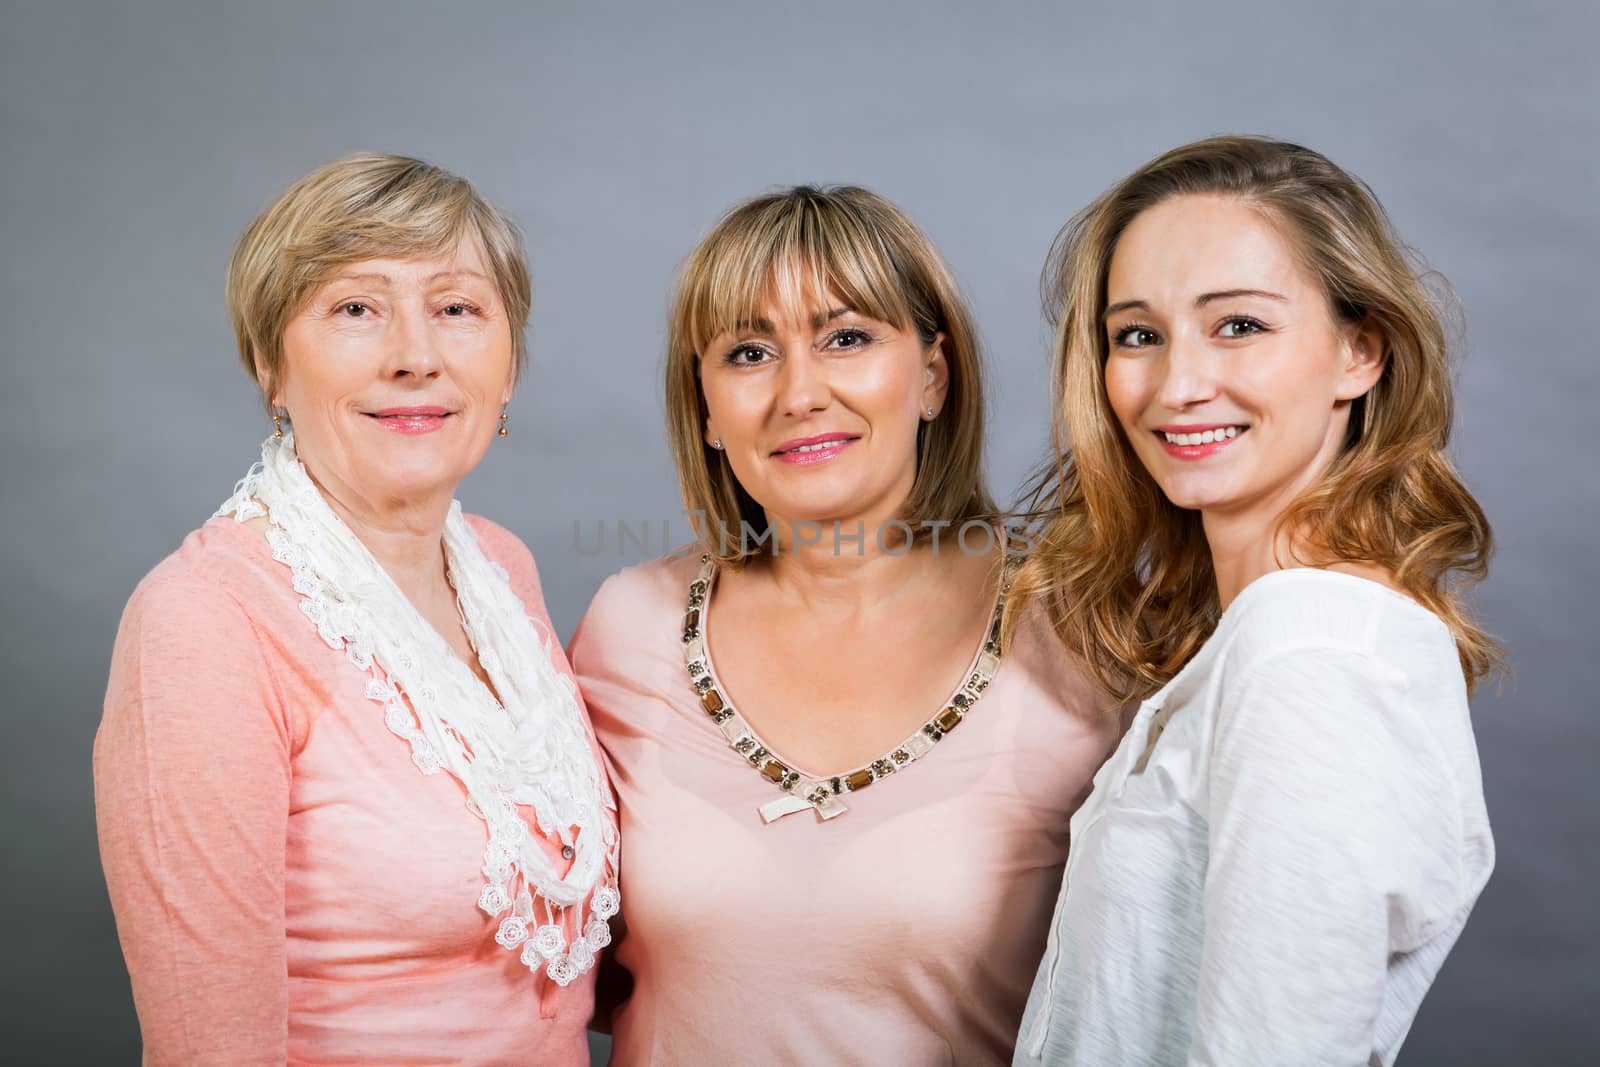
[1009,136,1499,1066]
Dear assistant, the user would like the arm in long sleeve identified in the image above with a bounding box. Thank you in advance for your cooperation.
[94,575,294,1066]
[1188,646,1463,1067]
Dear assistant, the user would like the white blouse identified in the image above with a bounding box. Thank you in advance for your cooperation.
[1015,569,1494,1067]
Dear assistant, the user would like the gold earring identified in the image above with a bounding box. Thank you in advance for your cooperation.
[273,411,284,438]
[498,405,509,438]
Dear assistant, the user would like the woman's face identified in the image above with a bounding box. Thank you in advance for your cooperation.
[1101,194,1383,525]
[698,281,947,535]
[271,237,513,515]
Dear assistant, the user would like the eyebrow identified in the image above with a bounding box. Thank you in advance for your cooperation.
[322,270,494,286]
[328,271,392,285]
[1197,288,1287,306]
[733,306,855,335]
[426,270,494,285]
[1104,289,1288,319]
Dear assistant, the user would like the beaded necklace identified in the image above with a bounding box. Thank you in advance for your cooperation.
[681,548,1017,823]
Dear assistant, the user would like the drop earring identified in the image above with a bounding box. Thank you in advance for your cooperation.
[273,411,284,438]
[498,405,509,438]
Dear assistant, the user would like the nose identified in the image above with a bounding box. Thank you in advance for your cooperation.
[776,350,830,418]
[1153,331,1219,411]
[382,300,444,381]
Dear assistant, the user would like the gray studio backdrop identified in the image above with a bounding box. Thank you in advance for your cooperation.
[3,1,1595,1063]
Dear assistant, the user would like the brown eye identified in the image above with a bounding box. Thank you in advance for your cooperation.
[341,303,369,317]
[1219,317,1265,338]
[723,344,771,367]
[1113,325,1160,348]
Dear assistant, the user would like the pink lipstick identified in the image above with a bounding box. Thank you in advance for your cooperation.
[367,406,453,435]
[771,432,861,467]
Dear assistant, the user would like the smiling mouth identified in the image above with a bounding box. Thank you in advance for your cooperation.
[772,435,860,457]
[1155,425,1247,446]
[364,408,455,434]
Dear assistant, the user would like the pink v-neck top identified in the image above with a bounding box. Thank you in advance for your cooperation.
[569,551,1121,1066]
[95,516,598,1067]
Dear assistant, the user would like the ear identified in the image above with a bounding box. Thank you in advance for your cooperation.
[253,352,281,408]
[1335,318,1386,402]
[922,331,951,413]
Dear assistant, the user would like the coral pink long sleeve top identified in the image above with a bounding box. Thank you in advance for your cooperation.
[95,516,597,1067]
[569,552,1121,1067]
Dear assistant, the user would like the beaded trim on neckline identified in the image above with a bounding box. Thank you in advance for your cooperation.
[681,549,1018,824]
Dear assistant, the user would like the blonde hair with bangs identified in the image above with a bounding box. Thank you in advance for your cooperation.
[227,153,532,404]
[665,185,994,565]
[1008,135,1500,700]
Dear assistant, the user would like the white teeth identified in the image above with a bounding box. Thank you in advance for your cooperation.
[1162,427,1243,445]
[790,440,845,453]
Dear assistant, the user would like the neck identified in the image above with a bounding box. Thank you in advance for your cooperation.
[757,506,937,616]
[301,457,454,602]
[1202,433,1347,609]
[1201,510,1297,610]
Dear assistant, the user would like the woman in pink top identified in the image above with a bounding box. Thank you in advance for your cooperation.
[569,186,1120,1065]
[94,154,619,1066]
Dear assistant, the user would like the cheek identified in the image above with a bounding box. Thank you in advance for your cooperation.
[1102,359,1147,429]
[840,351,923,424]
[698,374,738,426]
[280,325,369,407]
[466,355,514,401]
[448,325,514,384]
[1243,343,1342,424]
[878,351,923,398]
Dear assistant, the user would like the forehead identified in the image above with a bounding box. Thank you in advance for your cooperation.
[697,255,908,346]
[752,270,854,326]
[1107,194,1310,303]
[319,233,492,287]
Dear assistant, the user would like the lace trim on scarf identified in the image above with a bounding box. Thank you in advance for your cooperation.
[217,435,619,984]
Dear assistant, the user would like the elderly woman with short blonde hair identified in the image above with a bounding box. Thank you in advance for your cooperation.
[94,154,618,1066]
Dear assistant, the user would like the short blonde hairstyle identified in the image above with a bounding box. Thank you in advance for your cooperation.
[226,153,531,403]
[1008,135,1499,700]
[665,185,995,565]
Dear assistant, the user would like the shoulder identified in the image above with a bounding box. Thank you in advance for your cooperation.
[586,547,701,623]
[121,519,279,636]
[1215,568,1458,688]
[463,516,579,652]
[108,523,291,715]
[1197,571,1471,778]
[1005,601,1124,728]
[463,513,558,624]
[568,548,702,665]
[465,513,538,583]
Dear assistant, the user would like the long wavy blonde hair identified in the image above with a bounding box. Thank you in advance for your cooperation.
[1008,136,1499,701]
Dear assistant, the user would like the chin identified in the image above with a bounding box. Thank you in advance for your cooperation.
[368,459,462,500]
[1152,474,1241,513]
[766,493,874,530]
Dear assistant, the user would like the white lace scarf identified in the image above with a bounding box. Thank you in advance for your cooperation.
[217,434,619,985]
